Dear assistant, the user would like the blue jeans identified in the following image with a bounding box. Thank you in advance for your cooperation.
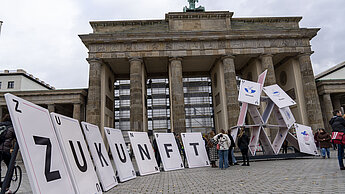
[231,148,237,164]
[218,150,229,169]
[338,144,344,168]
[321,148,330,158]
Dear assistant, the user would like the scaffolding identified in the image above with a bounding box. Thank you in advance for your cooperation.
[114,77,214,134]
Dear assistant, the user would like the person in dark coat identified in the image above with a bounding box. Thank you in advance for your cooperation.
[237,128,250,166]
[329,110,345,170]
[0,114,16,191]
[317,128,331,159]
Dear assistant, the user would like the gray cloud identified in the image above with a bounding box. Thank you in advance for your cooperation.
[0,0,344,88]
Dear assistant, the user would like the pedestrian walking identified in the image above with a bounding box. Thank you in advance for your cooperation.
[238,128,250,166]
[213,129,231,169]
[207,131,218,168]
[317,128,331,159]
[329,110,345,170]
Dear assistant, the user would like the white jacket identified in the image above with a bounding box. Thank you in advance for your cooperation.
[213,133,231,150]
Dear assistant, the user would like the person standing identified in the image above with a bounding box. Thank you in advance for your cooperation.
[0,114,16,193]
[207,131,218,168]
[329,110,345,170]
[317,128,331,159]
[238,128,250,166]
[282,140,288,154]
[213,130,231,169]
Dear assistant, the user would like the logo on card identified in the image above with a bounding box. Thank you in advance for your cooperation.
[244,87,256,94]
[301,131,310,143]
[244,86,256,98]
[273,91,280,97]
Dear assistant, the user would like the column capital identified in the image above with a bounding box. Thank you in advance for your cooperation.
[220,55,236,61]
[86,58,102,63]
[128,57,143,63]
[169,57,183,62]
[260,53,274,58]
[297,51,314,58]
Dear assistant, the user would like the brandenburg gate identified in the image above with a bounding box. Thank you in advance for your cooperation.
[79,10,324,138]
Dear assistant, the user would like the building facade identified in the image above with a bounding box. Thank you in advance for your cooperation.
[80,11,324,138]
[0,70,87,122]
[316,61,345,132]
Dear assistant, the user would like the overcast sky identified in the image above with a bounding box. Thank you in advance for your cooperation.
[0,0,344,89]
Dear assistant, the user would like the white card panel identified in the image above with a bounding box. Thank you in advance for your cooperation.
[154,133,184,171]
[4,93,75,194]
[279,107,296,129]
[128,132,160,176]
[272,127,289,154]
[238,80,261,106]
[249,126,262,156]
[259,129,275,155]
[263,84,296,108]
[104,128,136,182]
[81,122,118,191]
[295,124,318,155]
[50,113,102,194]
[181,133,210,168]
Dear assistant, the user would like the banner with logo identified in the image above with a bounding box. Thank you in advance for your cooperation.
[263,84,296,108]
[238,80,261,106]
[295,124,318,155]
[81,122,118,191]
[51,113,102,194]
[154,133,184,171]
[4,93,75,194]
[104,128,136,182]
[181,133,210,168]
[128,132,160,176]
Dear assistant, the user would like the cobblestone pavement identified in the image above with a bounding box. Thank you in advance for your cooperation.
[13,150,345,193]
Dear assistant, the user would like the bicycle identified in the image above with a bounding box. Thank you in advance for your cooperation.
[1,159,22,194]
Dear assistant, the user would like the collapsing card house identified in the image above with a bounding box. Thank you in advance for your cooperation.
[232,70,318,156]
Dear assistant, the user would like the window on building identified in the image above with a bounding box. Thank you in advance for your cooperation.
[7,81,14,89]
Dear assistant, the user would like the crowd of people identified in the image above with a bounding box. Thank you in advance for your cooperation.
[204,128,250,169]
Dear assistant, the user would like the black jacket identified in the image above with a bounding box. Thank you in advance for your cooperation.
[0,121,15,153]
[237,134,250,150]
[329,116,345,133]
[227,134,235,148]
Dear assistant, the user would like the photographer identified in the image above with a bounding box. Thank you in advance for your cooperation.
[213,129,231,169]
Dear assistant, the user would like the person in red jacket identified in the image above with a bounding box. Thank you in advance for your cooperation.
[317,128,331,159]
[329,110,345,170]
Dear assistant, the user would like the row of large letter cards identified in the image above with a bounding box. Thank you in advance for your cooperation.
[5,93,210,194]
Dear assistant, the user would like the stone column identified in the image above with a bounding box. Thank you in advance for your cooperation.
[47,104,55,112]
[129,57,146,132]
[332,95,341,111]
[322,93,333,132]
[169,57,186,134]
[298,53,324,130]
[73,103,81,121]
[260,54,276,86]
[86,58,102,127]
[222,55,240,129]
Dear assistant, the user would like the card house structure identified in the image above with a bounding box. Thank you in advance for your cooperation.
[234,70,318,156]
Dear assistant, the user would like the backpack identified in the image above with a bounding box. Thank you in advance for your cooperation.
[0,125,8,144]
